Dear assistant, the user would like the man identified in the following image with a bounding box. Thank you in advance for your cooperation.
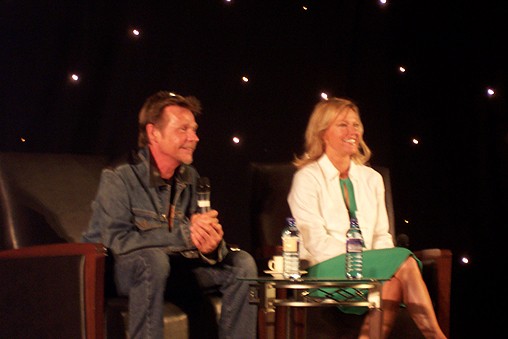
[82,91,257,339]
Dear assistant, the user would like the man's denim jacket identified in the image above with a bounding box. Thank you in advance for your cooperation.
[82,147,228,264]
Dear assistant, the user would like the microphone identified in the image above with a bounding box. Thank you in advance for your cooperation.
[396,233,410,248]
[197,177,211,213]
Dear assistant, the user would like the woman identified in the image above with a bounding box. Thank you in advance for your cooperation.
[288,97,446,338]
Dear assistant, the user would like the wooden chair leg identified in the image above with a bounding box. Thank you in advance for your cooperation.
[258,308,275,339]
[292,308,307,339]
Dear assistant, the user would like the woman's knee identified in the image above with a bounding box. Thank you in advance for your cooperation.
[405,256,421,270]
[398,256,421,279]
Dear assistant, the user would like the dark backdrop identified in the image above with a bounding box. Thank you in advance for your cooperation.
[1,1,506,337]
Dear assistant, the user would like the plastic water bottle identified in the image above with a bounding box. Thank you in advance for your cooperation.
[345,216,364,279]
[281,217,301,279]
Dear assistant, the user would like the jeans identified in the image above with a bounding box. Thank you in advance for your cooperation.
[114,248,258,339]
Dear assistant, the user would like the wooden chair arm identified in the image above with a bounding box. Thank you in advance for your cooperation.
[413,248,452,337]
[0,243,107,339]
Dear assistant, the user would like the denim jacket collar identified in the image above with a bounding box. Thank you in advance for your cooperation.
[134,147,193,190]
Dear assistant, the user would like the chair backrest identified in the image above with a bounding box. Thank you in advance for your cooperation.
[0,152,109,249]
[248,161,396,259]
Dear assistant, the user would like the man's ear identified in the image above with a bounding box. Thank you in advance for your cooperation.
[146,123,160,143]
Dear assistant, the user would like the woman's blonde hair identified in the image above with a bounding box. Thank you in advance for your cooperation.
[293,97,371,168]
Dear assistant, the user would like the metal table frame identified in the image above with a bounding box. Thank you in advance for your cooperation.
[242,277,384,339]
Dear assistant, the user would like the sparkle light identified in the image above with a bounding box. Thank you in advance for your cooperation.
[242,76,249,82]
[232,136,240,144]
[486,87,495,96]
[70,74,79,81]
[412,138,419,145]
[461,256,469,264]
[20,137,26,143]
[321,92,328,100]
[399,66,406,73]
[132,29,140,36]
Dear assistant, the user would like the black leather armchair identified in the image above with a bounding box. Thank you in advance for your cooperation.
[0,152,213,339]
[248,162,452,339]
[0,243,106,339]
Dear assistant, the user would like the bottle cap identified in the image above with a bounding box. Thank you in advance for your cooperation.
[286,217,296,226]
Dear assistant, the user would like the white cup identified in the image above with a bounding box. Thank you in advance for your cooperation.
[268,255,283,272]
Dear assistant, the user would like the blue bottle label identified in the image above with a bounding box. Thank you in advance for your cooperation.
[347,239,363,253]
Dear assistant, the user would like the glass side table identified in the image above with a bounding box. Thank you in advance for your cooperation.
[239,276,384,339]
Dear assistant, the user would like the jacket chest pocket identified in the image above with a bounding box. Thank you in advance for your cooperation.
[132,208,166,231]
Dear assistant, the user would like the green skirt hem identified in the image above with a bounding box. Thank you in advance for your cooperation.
[306,247,420,314]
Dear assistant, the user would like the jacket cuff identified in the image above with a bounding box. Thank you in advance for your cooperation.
[199,239,228,265]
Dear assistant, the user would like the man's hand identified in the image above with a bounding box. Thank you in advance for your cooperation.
[190,210,224,254]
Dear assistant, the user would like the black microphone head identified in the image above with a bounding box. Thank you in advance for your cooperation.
[197,177,211,193]
[197,177,211,213]
[396,233,410,248]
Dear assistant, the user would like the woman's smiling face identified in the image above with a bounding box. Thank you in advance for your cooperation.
[323,108,362,159]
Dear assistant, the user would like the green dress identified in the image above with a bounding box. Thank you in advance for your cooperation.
[306,178,421,314]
